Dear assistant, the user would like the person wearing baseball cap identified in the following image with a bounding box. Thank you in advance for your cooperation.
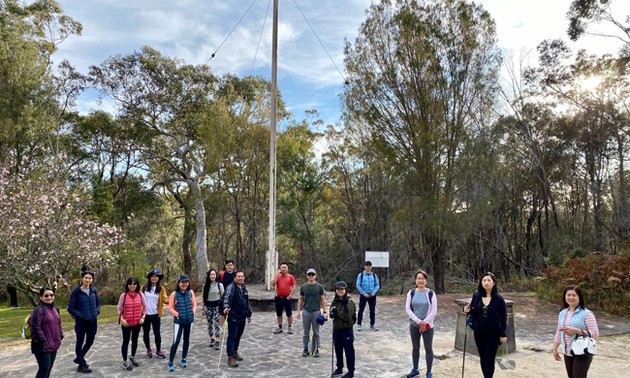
[356,261,380,331]
[330,281,357,377]
[166,274,197,371]
[297,268,327,357]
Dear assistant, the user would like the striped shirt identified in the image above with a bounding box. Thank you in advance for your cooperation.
[554,309,599,355]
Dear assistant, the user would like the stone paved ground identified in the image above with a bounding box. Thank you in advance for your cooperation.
[1,288,629,378]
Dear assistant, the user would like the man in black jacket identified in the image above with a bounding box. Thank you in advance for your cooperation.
[222,271,252,368]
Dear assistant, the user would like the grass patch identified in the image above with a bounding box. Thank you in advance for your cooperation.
[0,305,119,339]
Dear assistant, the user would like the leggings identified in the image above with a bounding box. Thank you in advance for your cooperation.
[409,324,434,372]
[169,322,192,363]
[474,330,500,378]
[563,354,593,378]
[142,314,162,351]
[74,319,97,366]
[34,351,57,378]
[121,324,142,360]
[204,305,222,340]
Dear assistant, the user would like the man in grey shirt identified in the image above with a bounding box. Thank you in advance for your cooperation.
[296,268,328,357]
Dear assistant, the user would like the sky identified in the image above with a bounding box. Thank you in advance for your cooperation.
[52,0,627,128]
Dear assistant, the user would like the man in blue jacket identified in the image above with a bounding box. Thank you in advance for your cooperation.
[355,261,379,331]
[222,271,252,368]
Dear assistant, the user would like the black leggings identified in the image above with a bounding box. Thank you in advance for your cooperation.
[121,324,142,360]
[142,314,162,351]
[34,351,56,378]
[474,330,500,378]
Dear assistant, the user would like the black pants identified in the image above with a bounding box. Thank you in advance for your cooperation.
[474,330,500,378]
[169,322,191,364]
[34,351,57,378]
[226,319,246,357]
[333,328,355,373]
[121,324,142,360]
[563,354,593,378]
[74,319,97,366]
[142,314,162,351]
[357,295,376,326]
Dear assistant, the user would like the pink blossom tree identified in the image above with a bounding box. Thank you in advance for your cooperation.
[0,163,123,302]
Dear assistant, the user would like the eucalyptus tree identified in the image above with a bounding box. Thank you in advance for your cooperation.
[89,47,230,279]
[0,0,81,171]
[343,0,501,292]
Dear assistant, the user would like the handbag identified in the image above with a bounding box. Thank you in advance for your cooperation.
[571,330,597,356]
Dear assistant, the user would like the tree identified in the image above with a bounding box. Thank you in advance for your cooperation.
[90,47,228,280]
[343,0,501,292]
[0,159,123,302]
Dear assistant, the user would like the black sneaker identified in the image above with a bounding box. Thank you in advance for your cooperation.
[313,349,320,358]
[77,365,92,373]
[74,358,89,368]
[123,361,133,371]
[302,348,309,357]
[331,368,344,377]
[340,373,354,378]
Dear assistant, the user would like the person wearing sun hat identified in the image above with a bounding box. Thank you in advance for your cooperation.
[141,269,168,359]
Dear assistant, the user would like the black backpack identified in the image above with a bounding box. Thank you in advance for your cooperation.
[408,288,434,313]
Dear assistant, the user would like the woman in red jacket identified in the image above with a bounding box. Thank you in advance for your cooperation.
[30,287,63,378]
[117,277,147,371]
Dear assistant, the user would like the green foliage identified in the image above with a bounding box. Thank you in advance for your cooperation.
[537,253,630,315]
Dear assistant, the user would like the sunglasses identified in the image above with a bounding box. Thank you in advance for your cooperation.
[482,306,488,317]
[307,273,316,276]
[43,294,55,298]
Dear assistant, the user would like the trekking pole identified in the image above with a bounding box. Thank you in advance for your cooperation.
[462,330,467,378]
[217,313,228,371]
[331,329,334,374]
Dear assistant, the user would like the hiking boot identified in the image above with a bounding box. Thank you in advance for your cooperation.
[370,324,379,331]
[357,324,362,331]
[156,350,166,359]
[287,326,293,334]
[406,368,420,378]
[77,365,92,373]
[313,349,320,358]
[74,358,89,368]
[167,362,174,372]
[129,356,139,367]
[331,368,344,377]
[234,352,243,361]
[340,373,354,378]
[146,349,153,358]
[302,347,309,357]
[274,326,283,334]
[180,359,188,368]
[227,356,239,368]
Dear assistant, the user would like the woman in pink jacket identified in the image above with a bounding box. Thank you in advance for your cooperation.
[117,277,148,371]
[404,270,437,378]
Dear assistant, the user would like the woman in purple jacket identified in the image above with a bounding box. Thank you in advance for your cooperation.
[30,287,63,378]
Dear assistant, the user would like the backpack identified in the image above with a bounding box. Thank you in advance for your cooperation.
[360,272,378,288]
[21,313,34,339]
[409,288,434,313]
[219,271,225,283]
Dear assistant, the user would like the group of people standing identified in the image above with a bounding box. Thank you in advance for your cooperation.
[28,264,600,378]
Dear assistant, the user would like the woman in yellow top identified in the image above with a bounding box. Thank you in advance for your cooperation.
[141,269,169,358]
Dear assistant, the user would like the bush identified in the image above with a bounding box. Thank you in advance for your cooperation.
[536,253,630,315]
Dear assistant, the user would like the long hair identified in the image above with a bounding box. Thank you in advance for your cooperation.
[561,285,585,310]
[144,275,163,293]
[477,272,498,297]
[203,269,218,300]
[124,277,141,294]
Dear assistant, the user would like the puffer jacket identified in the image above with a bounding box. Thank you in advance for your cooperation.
[67,285,100,321]
[30,303,63,353]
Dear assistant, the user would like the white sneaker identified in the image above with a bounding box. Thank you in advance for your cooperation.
[357,324,362,331]
[370,325,379,331]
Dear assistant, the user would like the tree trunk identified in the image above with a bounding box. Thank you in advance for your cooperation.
[191,181,209,280]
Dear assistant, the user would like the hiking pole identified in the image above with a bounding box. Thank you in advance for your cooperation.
[217,313,228,371]
[462,330,467,378]
[331,329,334,374]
